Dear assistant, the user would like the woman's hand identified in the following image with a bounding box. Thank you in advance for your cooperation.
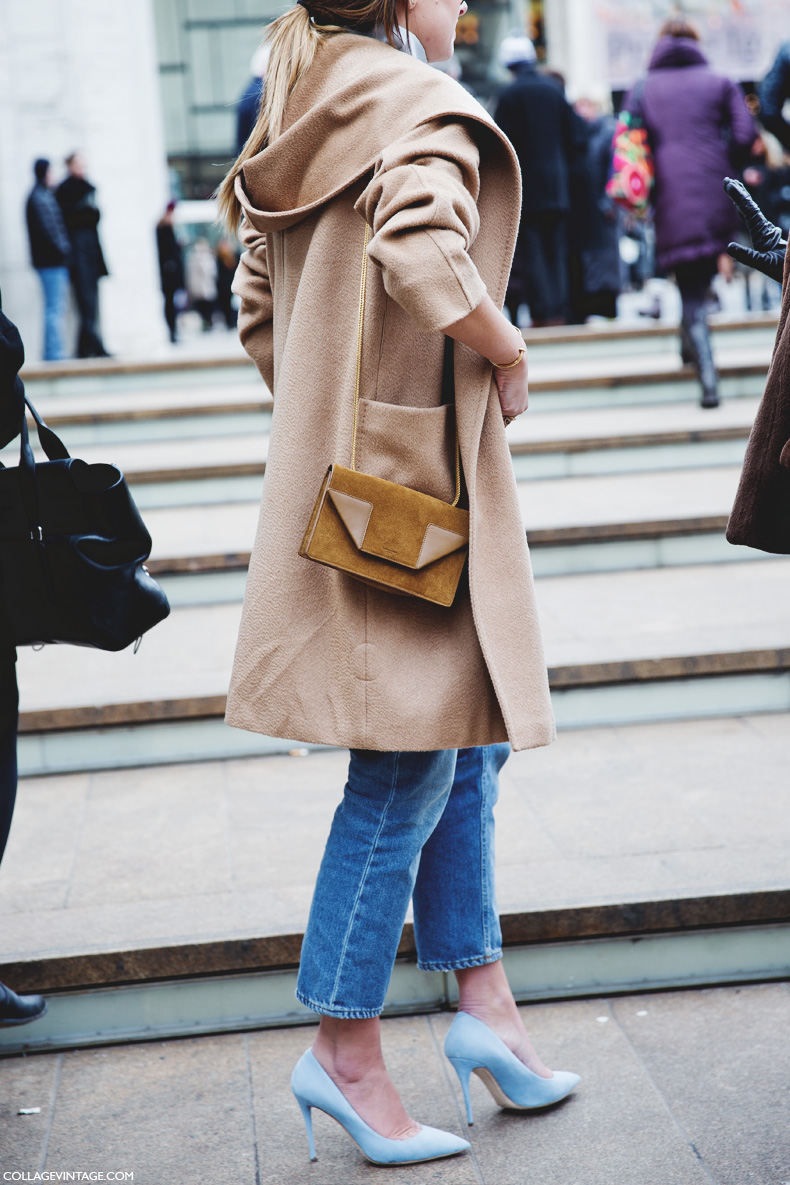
[723,177,786,284]
[444,295,530,424]
[493,354,529,420]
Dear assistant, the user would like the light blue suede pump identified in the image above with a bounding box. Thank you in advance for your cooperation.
[444,1011,581,1125]
[291,1048,471,1165]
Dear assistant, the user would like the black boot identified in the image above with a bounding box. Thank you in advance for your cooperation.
[682,310,719,408]
[0,980,47,1027]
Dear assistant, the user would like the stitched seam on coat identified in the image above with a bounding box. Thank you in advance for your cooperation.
[424,227,480,310]
[328,750,399,1008]
[404,157,480,310]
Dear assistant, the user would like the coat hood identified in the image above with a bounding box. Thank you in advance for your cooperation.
[236,33,511,232]
[649,35,708,71]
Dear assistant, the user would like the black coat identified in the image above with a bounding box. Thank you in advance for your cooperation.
[56,175,108,281]
[156,223,185,295]
[0,298,24,450]
[236,76,263,156]
[0,295,23,655]
[579,115,622,296]
[25,184,70,270]
[494,65,584,215]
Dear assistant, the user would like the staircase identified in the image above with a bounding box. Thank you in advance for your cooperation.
[1,311,788,1055]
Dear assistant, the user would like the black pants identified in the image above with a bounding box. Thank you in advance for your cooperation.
[0,651,18,868]
[675,256,718,322]
[71,261,105,357]
[514,212,570,325]
[163,290,178,341]
[193,299,215,330]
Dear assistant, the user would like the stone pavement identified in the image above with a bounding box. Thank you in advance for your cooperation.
[1,983,788,1184]
[2,714,789,963]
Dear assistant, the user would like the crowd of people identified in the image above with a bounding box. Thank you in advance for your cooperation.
[492,21,790,407]
[24,161,240,361]
[155,202,239,343]
[25,153,111,361]
[23,28,790,381]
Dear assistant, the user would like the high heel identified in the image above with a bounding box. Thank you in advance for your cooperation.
[444,1011,580,1125]
[290,1048,471,1165]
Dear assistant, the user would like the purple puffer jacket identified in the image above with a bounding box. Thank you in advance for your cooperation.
[629,37,756,272]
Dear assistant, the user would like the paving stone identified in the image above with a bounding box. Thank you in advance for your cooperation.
[42,1033,256,1185]
[0,1051,60,1170]
[247,1018,478,1185]
[430,999,715,1185]
[0,773,89,913]
[506,741,723,859]
[224,751,345,892]
[0,962,786,1180]
[65,762,232,907]
[612,983,790,1185]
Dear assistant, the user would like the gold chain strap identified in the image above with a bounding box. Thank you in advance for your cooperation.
[349,221,462,508]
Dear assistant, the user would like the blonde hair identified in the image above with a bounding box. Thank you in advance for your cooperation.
[217,1,404,230]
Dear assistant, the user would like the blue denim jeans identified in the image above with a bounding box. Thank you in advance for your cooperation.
[36,266,69,361]
[296,744,509,1019]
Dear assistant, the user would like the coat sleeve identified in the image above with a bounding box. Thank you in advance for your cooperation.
[355,117,487,333]
[232,217,274,393]
[759,43,790,150]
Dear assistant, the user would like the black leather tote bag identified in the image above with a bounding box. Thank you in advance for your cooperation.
[0,395,170,650]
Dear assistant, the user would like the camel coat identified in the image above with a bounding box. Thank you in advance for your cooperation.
[224,32,555,752]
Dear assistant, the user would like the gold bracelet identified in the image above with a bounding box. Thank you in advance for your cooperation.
[490,344,526,371]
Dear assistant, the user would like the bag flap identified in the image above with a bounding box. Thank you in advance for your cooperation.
[327,465,468,570]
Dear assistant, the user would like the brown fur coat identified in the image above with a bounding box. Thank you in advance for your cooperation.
[727,239,790,552]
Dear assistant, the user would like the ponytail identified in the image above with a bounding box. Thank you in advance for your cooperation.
[217,0,403,231]
[217,6,329,230]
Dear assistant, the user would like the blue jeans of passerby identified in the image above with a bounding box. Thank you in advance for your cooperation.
[36,267,68,361]
[296,744,509,1018]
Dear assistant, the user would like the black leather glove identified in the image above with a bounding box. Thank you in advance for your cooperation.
[723,177,787,284]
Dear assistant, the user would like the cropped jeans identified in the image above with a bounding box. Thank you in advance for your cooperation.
[296,744,509,1019]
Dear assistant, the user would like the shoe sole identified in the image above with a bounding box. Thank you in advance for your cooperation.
[0,1002,48,1029]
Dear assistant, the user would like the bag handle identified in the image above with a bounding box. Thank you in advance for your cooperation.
[16,396,71,532]
[349,221,462,508]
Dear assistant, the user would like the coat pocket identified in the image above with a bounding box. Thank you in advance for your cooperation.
[354,399,457,503]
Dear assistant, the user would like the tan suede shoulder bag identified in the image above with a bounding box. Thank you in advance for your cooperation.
[299,223,470,607]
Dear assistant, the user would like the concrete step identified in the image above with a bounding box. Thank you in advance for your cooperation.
[520,309,778,362]
[19,342,771,431]
[135,464,751,577]
[20,311,777,392]
[1,714,788,1051]
[15,560,790,773]
[10,398,760,488]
